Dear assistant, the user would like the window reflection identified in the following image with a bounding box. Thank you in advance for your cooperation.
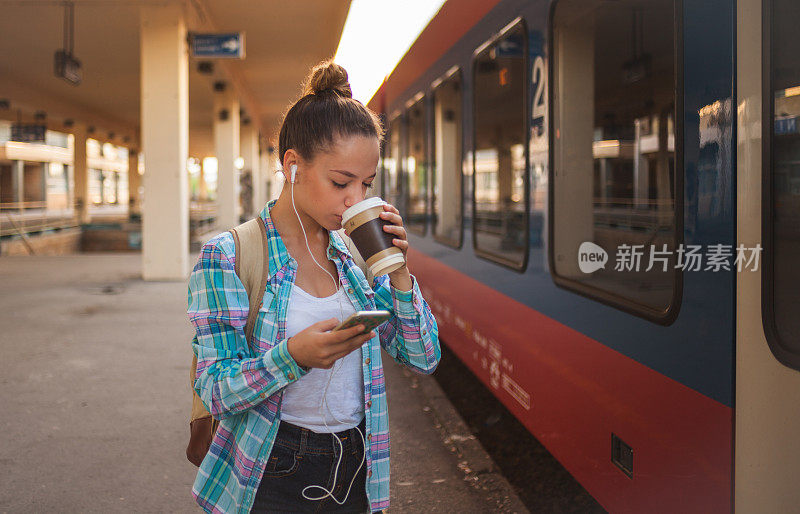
[473,22,528,267]
[552,0,678,314]
[769,0,800,353]
[432,71,463,247]
[406,98,428,235]
[384,116,402,211]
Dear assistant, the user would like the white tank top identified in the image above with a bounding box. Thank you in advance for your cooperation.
[280,284,364,433]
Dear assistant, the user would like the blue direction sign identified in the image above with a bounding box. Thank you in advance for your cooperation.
[190,33,245,59]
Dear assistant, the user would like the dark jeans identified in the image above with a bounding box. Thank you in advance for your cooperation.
[251,419,369,513]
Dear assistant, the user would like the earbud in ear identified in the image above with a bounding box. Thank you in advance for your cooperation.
[290,164,297,184]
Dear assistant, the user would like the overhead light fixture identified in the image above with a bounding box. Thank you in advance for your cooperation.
[622,9,651,84]
[783,86,800,98]
[197,61,214,75]
[54,1,82,86]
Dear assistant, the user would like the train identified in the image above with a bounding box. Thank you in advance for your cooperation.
[365,0,800,512]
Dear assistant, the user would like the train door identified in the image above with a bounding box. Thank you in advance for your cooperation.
[736,0,800,510]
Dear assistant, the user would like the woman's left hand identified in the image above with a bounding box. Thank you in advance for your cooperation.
[381,203,413,290]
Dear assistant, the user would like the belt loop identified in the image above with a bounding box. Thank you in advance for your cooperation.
[298,427,308,457]
[348,426,356,454]
[332,429,341,458]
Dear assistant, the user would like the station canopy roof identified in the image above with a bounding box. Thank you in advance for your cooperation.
[0,0,351,157]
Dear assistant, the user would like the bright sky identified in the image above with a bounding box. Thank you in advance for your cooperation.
[334,0,447,105]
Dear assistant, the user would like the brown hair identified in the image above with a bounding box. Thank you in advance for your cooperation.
[278,60,384,164]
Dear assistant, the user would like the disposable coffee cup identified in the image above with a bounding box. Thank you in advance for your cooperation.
[341,197,406,276]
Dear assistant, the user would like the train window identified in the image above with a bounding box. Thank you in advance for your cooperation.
[472,20,529,269]
[550,0,681,322]
[763,0,800,369]
[384,115,403,210]
[405,96,428,236]
[432,69,463,248]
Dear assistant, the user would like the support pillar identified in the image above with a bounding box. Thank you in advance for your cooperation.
[241,122,260,216]
[40,163,48,207]
[259,150,272,203]
[128,149,141,218]
[598,159,609,205]
[554,18,595,278]
[656,111,672,211]
[198,161,208,201]
[12,160,24,213]
[140,4,189,280]
[633,117,650,209]
[72,125,90,223]
[434,94,460,237]
[214,86,240,230]
[264,149,282,201]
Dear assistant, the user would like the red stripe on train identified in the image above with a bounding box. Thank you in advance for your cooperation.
[408,248,732,513]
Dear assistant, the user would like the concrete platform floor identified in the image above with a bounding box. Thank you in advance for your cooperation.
[0,254,525,513]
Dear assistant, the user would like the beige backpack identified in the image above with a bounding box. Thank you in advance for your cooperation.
[186,218,269,466]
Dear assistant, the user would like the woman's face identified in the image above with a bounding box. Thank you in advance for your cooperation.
[292,134,380,231]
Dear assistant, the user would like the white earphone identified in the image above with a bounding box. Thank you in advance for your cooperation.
[286,159,366,505]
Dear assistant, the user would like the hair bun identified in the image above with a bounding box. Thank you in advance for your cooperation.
[304,60,352,98]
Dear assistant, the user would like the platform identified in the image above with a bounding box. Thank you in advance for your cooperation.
[0,253,525,512]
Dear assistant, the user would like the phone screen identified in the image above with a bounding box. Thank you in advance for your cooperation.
[334,310,391,333]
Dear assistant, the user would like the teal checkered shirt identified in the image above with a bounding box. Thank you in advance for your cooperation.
[188,200,440,513]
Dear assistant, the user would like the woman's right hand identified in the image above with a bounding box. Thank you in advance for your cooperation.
[286,318,374,369]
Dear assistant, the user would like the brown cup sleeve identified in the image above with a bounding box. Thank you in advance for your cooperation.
[348,218,397,259]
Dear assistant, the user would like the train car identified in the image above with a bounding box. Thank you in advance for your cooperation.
[367,0,800,511]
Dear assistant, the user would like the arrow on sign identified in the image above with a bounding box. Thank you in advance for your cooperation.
[222,39,239,52]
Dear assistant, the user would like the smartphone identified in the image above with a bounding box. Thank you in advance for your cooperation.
[333,310,391,334]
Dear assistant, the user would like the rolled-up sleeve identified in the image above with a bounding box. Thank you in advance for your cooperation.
[373,273,440,374]
[187,233,306,420]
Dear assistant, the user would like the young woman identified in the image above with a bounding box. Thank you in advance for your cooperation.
[188,61,440,513]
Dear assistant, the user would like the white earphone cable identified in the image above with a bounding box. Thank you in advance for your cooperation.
[288,168,366,505]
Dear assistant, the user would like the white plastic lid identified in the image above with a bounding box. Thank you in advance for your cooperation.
[342,197,386,223]
[369,252,406,276]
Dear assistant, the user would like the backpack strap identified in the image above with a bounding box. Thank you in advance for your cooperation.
[187,218,269,438]
[230,218,270,349]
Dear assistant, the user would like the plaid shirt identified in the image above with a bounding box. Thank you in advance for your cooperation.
[188,200,440,513]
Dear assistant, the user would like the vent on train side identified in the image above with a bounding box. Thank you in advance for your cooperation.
[611,433,634,478]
